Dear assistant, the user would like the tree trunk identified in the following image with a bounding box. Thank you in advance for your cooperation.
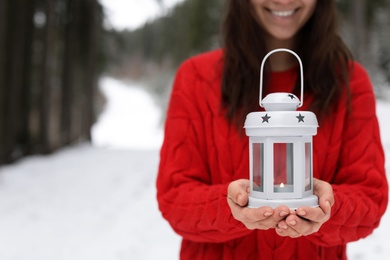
[0,0,8,164]
[20,0,36,155]
[61,0,79,145]
[6,0,34,163]
[83,1,100,141]
[39,0,54,153]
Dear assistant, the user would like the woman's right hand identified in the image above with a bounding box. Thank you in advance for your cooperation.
[227,179,291,230]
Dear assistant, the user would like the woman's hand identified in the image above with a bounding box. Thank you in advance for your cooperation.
[227,179,291,230]
[275,178,334,238]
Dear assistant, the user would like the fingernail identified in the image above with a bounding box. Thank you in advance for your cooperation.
[279,223,288,230]
[288,220,297,226]
[280,211,288,217]
[264,211,273,217]
[298,210,307,216]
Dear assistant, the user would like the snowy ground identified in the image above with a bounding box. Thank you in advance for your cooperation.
[0,78,389,260]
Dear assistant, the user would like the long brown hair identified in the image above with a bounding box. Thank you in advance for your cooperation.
[220,0,353,126]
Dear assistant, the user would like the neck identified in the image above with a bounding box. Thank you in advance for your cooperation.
[265,37,297,71]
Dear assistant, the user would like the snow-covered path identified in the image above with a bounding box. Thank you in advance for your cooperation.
[0,146,181,260]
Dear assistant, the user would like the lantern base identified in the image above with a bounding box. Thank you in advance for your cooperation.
[248,195,319,210]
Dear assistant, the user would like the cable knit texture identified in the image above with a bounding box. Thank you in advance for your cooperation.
[156,49,388,259]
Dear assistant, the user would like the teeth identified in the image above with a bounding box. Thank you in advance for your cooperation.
[271,10,295,17]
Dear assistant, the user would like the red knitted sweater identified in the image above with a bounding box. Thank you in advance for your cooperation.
[156,49,388,259]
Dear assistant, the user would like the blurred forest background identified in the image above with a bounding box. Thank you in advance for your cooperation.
[1,0,390,165]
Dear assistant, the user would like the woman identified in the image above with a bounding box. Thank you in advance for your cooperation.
[156,0,388,259]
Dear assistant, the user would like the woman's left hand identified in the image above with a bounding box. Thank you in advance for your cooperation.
[275,178,334,238]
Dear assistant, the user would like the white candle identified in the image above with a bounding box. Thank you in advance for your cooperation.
[273,183,293,193]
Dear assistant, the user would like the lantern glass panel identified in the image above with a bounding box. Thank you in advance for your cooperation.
[273,143,294,193]
[252,143,264,192]
[305,142,312,191]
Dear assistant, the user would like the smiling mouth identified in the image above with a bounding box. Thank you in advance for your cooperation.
[270,9,297,17]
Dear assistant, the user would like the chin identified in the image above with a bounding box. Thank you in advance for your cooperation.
[269,31,298,42]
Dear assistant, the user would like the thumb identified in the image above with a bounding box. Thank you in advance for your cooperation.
[228,179,250,206]
[313,178,334,212]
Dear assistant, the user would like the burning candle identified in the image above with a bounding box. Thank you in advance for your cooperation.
[274,183,293,193]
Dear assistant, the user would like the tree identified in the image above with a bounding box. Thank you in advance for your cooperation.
[0,0,104,165]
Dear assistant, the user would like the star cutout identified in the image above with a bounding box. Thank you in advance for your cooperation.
[288,94,296,100]
[296,113,305,123]
[262,114,271,123]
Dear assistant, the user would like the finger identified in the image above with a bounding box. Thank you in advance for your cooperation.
[276,220,302,238]
[295,206,327,222]
[313,178,334,206]
[238,210,276,230]
[276,219,289,230]
[242,207,275,223]
[285,215,318,236]
[227,179,250,206]
[228,198,274,223]
[276,228,302,238]
[319,200,332,216]
[247,206,290,230]
[272,205,291,221]
[227,196,250,224]
[236,193,249,207]
[227,196,248,220]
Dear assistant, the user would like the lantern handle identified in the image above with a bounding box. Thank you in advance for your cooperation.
[259,48,304,108]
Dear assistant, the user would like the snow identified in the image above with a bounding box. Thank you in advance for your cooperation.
[91,77,163,150]
[0,77,389,259]
[99,0,185,30]
[0,146,180,260]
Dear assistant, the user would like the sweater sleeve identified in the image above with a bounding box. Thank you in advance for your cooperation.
[306,62,388,246]
[156,59,251,243]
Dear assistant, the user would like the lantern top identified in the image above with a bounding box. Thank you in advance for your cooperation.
[244,109,318,137]
[262,92,300,111]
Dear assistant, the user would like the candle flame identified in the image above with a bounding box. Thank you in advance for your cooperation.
[280,183,285,188]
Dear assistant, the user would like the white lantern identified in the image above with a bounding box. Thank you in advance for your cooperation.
[244,49,319,209]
